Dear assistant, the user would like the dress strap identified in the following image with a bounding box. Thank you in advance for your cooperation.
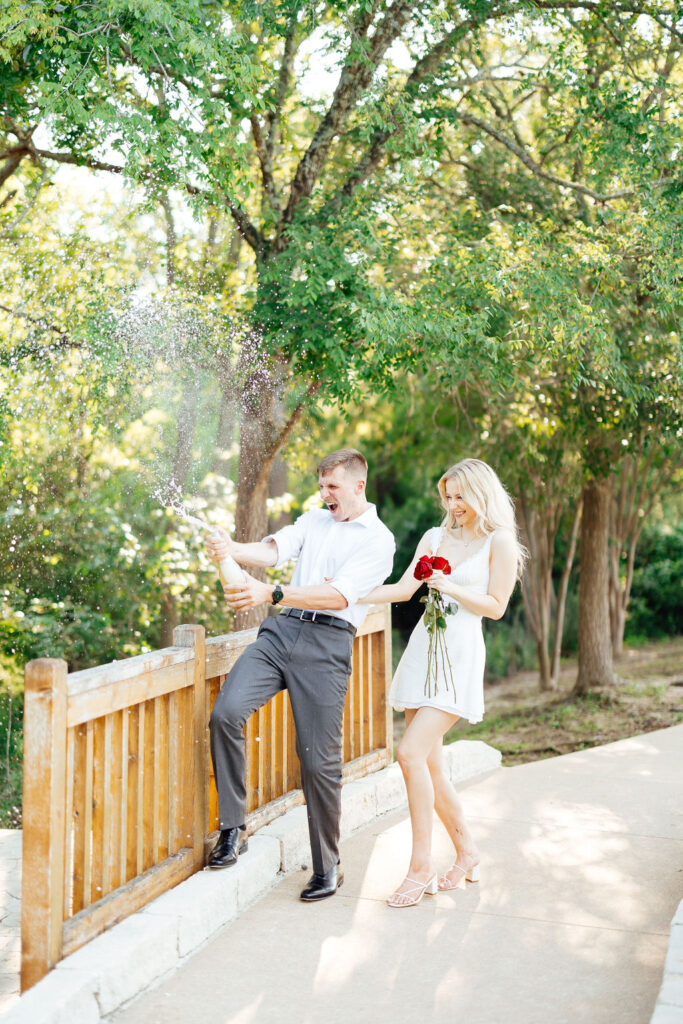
[430,525,444,554]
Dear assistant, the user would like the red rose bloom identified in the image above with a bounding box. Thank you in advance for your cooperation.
[414,556,434,581]
[431,555,452,575]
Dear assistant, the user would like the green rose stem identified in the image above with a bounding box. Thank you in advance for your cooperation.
[421,588,457,698]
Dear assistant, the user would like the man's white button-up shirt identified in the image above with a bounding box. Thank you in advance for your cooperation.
[263,504,395,629]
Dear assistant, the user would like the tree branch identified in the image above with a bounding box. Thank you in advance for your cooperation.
[20,143,264,254]
[0,303,75,353]
[0,150,25,189]
[250,114,280,213]
[451,110,674,203]
[326,8,527,211]
[279,0,414,233]
[262,378,322,463]
[265,22,298,160]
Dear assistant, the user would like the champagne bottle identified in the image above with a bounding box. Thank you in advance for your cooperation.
[217,553,245,587]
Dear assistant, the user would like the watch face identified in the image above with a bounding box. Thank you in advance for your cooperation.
[272,586,284,605]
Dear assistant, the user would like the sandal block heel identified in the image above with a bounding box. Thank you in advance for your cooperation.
[466,865,480,883]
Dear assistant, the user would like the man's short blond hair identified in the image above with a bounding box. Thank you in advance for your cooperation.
[317,448,368,480]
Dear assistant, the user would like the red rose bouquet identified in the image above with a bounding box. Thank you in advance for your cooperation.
[413,555,457,698]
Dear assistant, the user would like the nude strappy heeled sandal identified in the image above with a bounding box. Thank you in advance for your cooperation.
[386,874,439,908]
[437,863,480,891]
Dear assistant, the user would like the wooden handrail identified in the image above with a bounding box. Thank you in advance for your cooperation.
[20,605,392,991]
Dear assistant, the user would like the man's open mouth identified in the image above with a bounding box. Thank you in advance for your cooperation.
[327,503,338,513]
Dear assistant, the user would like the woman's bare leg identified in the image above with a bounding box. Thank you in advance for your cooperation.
[389,706,457,906]
[427,736,480,887]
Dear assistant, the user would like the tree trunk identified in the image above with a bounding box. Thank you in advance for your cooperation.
[518,498,556,691]
[268,455,291,533]
[232,385,277,631]
[551,498,581,682]
[574,477,618,694]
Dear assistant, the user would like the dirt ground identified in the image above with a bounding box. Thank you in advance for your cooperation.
[394,637,683,765]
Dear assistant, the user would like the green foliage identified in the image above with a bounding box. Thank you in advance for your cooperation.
[626,524,683,642]
[0,681,23,828]
[483,604,538,682]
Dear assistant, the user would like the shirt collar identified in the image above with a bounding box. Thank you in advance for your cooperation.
[340,503,377,528]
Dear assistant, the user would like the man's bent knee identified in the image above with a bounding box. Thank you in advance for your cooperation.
[210,687,250,734]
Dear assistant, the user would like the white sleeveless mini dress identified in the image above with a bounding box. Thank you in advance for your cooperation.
[388,526,493,723]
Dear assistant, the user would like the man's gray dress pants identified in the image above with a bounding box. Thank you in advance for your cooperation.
[209,614,354,876]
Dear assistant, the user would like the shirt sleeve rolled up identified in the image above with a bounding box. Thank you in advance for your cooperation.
[327,533,395,607]
[263,511,311,568]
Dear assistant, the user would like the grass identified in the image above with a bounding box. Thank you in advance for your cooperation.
[436,636,683,765]
[0,688,23,828]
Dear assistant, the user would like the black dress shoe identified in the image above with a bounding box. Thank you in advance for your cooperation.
[300,865,344,901]
[207,828,248,869]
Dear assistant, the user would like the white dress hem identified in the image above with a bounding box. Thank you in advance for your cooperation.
[390,699,483,724]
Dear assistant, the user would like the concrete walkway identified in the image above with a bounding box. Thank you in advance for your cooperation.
[0,832,21,1014]
[110,725,683,1024]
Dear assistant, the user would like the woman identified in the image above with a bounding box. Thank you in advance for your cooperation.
[360,458,525,908]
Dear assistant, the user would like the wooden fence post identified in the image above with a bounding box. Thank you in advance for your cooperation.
[21,658,68,991]
[173,625,207,870]
[382,604,393,758]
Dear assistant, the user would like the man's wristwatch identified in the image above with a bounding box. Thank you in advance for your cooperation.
[271,585,284,606]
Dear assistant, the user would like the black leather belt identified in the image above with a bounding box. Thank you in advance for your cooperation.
[282,608,356,635]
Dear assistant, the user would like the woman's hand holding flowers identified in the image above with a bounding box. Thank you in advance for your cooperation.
[413,555,457,698]
[426,570,452,595]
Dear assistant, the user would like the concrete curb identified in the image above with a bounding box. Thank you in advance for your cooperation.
[0,740,500,1024]
[651,900,683,1024]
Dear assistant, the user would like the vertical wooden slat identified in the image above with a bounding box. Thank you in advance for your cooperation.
[287,693,299,792]
[207,674,222,834]
[156,694,170,862]
[20,658,68,991]
[119,709,129,889]
[168,688,181,854]
[136,704,145,875]
[370,629,383,750]
[71,724,87,915]
[268,695,277,798]
[90,717,105,905]
[125,704,139,882]
[83,721,94,908]
[273,691,284,799]
[366,634,374,753]
[107,711,123,894]
[245,714,258,814]
[380,606,393,754]
[142,700,155,872]
[151,698,161,861]
[63,727,75,920]
[343,639,354,761]
[173,625,206,868]
[257,705,267,807]
[101,715,113,896]
[183,685,195,847]
[354,637,365,757]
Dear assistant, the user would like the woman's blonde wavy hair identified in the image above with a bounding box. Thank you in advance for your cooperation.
[438,458,527,579]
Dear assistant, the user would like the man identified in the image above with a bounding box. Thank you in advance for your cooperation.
[206,449,395,901]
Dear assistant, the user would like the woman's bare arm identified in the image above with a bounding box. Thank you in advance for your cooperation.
[358,531,433,604]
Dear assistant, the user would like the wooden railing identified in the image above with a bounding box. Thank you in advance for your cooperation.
[20,604,392,991]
